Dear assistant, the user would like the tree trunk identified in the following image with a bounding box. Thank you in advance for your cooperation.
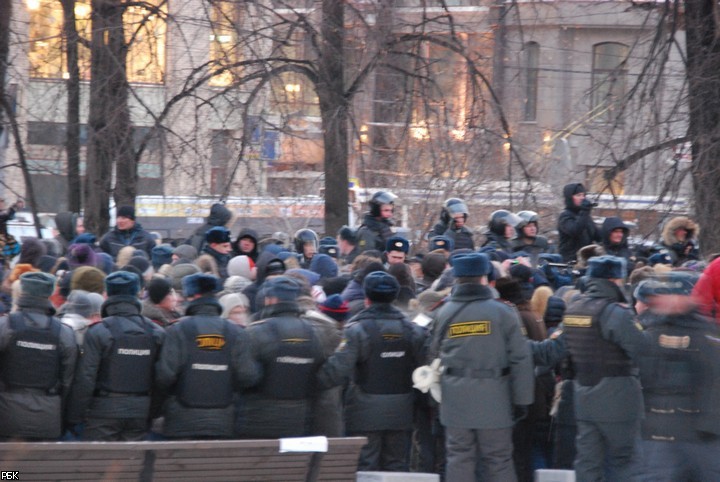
[685,0,720,256]
[60,0,83,213]
[318,0,348,236]
[85,0,133,236]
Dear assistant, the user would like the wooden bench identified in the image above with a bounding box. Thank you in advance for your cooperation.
[0,437,367,481]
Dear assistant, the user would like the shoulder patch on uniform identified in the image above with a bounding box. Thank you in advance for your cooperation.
[658,334,690,349]
[448,321,491,338]
[282,338,309,344]
[196,334,226,350]
[382,333,402,341]
[563,316,592,328]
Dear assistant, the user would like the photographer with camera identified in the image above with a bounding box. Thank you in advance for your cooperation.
[557,183,601,263]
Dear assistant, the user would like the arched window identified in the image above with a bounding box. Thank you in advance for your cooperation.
[591,42,629,121]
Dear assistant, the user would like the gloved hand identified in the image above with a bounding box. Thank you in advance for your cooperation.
[512,405,529,423]
[579,198,595,211]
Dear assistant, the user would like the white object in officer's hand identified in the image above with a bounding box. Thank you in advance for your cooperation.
[412,358,442,403]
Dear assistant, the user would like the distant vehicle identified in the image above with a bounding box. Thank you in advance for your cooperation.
[7,212,53,240]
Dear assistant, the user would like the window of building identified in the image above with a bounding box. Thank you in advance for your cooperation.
[27,0,166,83]
[587,167,624,195]
[209,1,242,87]
[522,42,539,122]
[269,33,319,117]
[425,39,469,132]
[591,42,628,122]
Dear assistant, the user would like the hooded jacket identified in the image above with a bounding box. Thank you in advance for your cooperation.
[184,203,233,253]
[601,217,635,270]
[233,228,259,262]
[660,216,700,266]
[55,212,79,253]
[557,183,601,262]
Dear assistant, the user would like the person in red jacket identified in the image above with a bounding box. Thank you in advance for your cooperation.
[691,255,720,322]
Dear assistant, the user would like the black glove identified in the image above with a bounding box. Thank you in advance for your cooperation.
[579,198,595,211]
[512,404,529,423]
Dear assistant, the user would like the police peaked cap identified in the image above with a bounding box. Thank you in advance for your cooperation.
[205,226,231,244]
[363,271,400,303]
[386,236,409,254]
[105,270,141,297]
[451,252,491,278]
[586,255,627,280]
[429,235,454,252]
[182,272,221,298]
[20,272,56,298]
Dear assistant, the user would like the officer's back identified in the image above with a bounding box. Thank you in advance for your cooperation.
[0,272,77,440]
[66,271,164,441]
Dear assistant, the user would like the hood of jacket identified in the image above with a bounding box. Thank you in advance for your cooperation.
[602,217,629,247]
[207,203,233,227]
[55,212,78,242]
[662,216,699,246]
[563,183,586,211]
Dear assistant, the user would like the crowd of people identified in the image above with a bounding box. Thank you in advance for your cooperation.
[0,184,718,481]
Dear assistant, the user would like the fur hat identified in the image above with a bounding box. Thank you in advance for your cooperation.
[648,252,673,266]
[182,272,221,298]
[452,252,491,277]
[576,244,606,269]
[20,272,56,298]
[66,243,97,270]
[310,253,338,279]
[264,275,302,301]
[318,294,350,322]
[496,277,526,305]
[105,270,141,297]
[587,255,627,280]
[385,236,409,254]
[19,238,47,267]
[363,271,400,303]
[70,266,106,294]
[72,233,97,245]
[429,235,454,252]
[173,244,198,261]
[228,255,255,279]
[205,226,231,244]
[319,245,339,258]
[147,277,173,304]
[151,244,174,270]
[117,205,135,220]
[170,262,201,291]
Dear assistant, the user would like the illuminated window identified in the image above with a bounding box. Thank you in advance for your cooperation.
[426,39,468,131]
[269,33,319,116]
[523,42,539,122]
[27,0,165,84]
[209,1,242,87]
[591,42,628,122]
[587,167,624,195]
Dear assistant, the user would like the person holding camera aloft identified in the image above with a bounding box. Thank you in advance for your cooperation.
[557,183,601,263]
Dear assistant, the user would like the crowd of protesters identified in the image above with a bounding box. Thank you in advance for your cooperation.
[0,185,718,481]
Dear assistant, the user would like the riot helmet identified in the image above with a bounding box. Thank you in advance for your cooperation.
[515,210,539,235]
[488,210,521,236]
[369,191,397,217]
[293,229,319,254]
[441,198,469,224]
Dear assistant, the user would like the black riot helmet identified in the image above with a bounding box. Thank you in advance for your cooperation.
[488,210,521,236]
[441,198,469,224]
[369,191,397,217]
[515,210,539,234]
[293,228,319,254]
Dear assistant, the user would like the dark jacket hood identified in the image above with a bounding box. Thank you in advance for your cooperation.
[55,212,78,242]
[602,217,629,247]
[207,203,232,227]
[563,183,586,210]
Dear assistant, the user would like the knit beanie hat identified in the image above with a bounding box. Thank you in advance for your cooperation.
[70,266,106,294]
[173,244,198,261]
[318,294,350,322]
[147,277,173,304]
[310,253,338,279]
[170,262,201,291]
[117,205,136,220]
[20,272,56,298]
[228,255,255,279]
[66,243,97,270]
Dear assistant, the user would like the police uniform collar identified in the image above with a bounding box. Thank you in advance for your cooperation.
[184,296,222,317]
[16,294,55,315]
[101,295,143,318]
[584,278,627,303]
[352,303,405,322]
[257,300,302,320]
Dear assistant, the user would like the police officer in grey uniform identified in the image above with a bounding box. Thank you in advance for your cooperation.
[429,252,534,481]
[0,272,77,440]
[155,273,260,439]
[317,271,427,471]
[66,271,165,440]
[562,255,645,481]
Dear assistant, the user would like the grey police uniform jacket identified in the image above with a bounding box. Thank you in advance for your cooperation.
[317,303,427,433]
[564,278,645,423]
[430,283,534,430]
[0,299,78,439]
[154,297,260,439]
[66,296,165,424]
